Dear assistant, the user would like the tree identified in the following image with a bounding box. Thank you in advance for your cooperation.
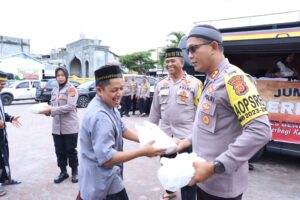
[119,50,156,74]
[167,31,185,47]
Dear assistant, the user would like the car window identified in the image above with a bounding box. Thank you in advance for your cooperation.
[148,77,157,85]
[17,82,29,89]
[47,80,58,87]
[32,81,40,88]
[40,82,47,88]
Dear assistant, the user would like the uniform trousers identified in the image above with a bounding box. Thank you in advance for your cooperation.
[52,133,78,172]
[197,187,242,200]
[121,96,131,115]
[138,97,149,114]
[129,95,137,114]
[76,189,129,200]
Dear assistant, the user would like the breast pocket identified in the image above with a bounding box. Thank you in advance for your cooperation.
[158,89,169,104]
[176,89,192,105]
[58,93,68,104]
[197,101,217,133]
[158,89,169,111]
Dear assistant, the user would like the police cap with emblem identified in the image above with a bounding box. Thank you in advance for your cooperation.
[94,64,123,85]
[0,71,7,81]
[165,48,183,58]
[188,24,223,44]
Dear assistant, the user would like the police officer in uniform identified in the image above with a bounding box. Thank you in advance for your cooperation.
[175,25,272,200]
[41,66,79,184]
[120,76,131,117]
[129,76,138,115]
[77,64,165,200]
[149,48,202,200]
[137,76,150,116]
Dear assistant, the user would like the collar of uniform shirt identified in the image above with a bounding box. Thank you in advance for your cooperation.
[167,71,188,83]
[206,58,229,81]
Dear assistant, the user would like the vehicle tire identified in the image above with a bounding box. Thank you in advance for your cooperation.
[1,94,13,105]
[249,146,265,162]
[77,96,89,108]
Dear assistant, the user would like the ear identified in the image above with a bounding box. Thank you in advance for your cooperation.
[210,41,220,53]
[96,86,103,96]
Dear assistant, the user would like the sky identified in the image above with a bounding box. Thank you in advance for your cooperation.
[0,0,299,56]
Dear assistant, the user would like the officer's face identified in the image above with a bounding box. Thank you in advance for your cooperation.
[97,78,124,107]
[56,70,66,85]
[0,80,6,92]
[165,57,184,76]
[187,37,212,73]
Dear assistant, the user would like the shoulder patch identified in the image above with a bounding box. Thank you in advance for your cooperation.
[69,87,76,97]
[228,75,249,96]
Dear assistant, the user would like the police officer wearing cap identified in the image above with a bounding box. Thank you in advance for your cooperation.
[41,66,79,184]
[175,25,272,200]
[77,64,165,200]
[149,48,202,200]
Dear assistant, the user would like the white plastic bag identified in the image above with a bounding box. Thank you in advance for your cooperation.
[29,103,49,114]
[158,152,205,192]
[135,121,176,154]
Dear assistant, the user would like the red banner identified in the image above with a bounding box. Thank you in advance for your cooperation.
[256,80,300,144]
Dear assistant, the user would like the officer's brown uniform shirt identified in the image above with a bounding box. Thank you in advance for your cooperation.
[149,72,202,139]
[51,83,79,134]
[192,59,272,198]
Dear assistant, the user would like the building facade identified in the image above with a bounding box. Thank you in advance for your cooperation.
[49,39,118,78]
[0,36,30,57]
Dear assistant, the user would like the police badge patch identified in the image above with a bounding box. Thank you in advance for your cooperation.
[228,75,248,96]
[69,87,76,97]
[202,115,210,125]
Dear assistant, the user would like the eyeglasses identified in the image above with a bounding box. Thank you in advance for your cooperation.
[185,42,211,54]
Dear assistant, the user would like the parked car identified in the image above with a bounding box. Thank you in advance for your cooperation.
[1,80,41,105]
[76,76,158,109]
[76,80,96,108]
[35,79,80,103]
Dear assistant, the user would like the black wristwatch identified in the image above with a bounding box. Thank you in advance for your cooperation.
[213,160,225,174]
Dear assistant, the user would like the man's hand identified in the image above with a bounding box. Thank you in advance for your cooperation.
[0,120,4,129]
[40,105,51,116]
[11,116,22,128]
[172,138,192,154]
[140,140,166,157]
[188,161,214,186]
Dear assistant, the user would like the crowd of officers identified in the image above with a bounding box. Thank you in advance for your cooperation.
[120,75,151,117]
[0,24,272,200]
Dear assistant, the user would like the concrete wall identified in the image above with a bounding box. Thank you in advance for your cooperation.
[0,36,30,57]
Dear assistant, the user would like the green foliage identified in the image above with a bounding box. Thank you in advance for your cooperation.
[119,50,156,74]
[15,75,21,80]
[167,31,185,47]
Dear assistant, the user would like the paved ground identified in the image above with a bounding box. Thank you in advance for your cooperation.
[1,100,300,200]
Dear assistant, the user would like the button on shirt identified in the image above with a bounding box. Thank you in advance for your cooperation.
[149,73,201,139]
